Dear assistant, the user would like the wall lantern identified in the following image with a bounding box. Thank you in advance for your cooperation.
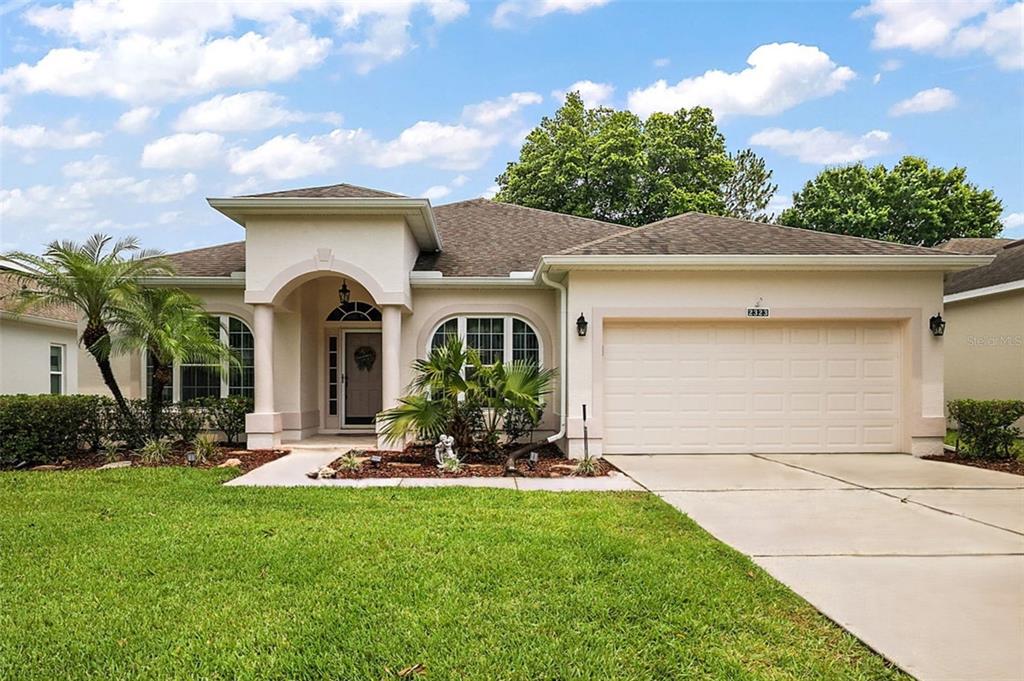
[929,314,946,337]
[576,313,588,337]
[338,280,351,305]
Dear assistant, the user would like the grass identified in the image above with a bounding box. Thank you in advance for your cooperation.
[0,469,904,680]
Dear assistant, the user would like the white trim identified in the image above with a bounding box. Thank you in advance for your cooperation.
[537,253,994,276]
[425,314,543,367]
[0,310,77,330]
[943,278,1024,303]
[146,314,254,402]
[207,197,442,250]
[409,272,540,288]
[49,343,65,395]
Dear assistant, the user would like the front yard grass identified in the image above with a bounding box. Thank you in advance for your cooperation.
[0,469,903,680]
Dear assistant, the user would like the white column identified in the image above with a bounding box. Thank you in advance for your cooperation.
[381,305,402,411]
[246,302,282,448]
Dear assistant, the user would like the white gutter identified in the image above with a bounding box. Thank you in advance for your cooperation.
[409,271,539,288]
[0,310,77,330]
[139,275,245,288]
[539,270,567,445]
[944,278,1024,303]
[537,253,994,275]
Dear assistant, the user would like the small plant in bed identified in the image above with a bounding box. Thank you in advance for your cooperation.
[336,452,362,473]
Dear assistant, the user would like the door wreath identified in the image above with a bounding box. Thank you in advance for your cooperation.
[354,346,377,371]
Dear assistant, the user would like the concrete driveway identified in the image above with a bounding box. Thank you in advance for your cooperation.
[606,453,1024,681]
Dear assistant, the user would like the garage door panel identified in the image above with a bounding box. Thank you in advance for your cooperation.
[603,321,901,454]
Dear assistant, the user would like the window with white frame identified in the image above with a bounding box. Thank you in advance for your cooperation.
[149,315,254,403]
[49,344,64,395]
[429,316,541,366]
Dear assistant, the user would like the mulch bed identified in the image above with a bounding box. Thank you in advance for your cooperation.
[924,453,1024,477]
[326,442,615,478]
[20,445,288,474]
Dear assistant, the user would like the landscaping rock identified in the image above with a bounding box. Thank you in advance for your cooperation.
[97,461,132,470]
[306,465,336,479]
[29,464,64,471]
[217,458,243,468]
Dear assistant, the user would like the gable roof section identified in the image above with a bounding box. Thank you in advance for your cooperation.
[944,239,1024,296]
[560,213,949,257]
[243,182,405,199]
[935,237,1016,255]
[162,241,246,277]
[0,272,78,323]
[414,199,624,276]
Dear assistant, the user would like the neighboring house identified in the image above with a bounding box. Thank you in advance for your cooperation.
[937,238,1024,423]
[75,182,991,456]
[0,271,78,396]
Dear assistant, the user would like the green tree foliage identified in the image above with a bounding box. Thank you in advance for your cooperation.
[778,157,1004,246]
[722,148,778,221]
[495,92,739,226]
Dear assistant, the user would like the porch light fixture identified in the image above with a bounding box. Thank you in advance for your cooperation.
[185,450,197,466]
[929,314,946,337]
[338,280,351,305]
[576,313,588,337]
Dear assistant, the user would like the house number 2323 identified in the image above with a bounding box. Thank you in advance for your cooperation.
[746,307,770,318]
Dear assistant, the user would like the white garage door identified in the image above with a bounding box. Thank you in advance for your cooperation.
[602,321,901,454]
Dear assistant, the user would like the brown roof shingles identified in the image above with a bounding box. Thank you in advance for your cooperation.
[244,183,405,199]
[945,240,1024,295]
[560,213,949,257]
[935,237,1016,255]
[0,273,78,323]
[162,241,246,277]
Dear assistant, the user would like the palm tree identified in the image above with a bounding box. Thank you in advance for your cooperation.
[1,235,172,420]
[111,287,238,434]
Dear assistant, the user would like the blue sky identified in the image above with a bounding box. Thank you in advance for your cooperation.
[1,0,1022,254]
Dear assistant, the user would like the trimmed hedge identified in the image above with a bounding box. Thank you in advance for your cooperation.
[947,399,1024,460]
[0,394,103,466]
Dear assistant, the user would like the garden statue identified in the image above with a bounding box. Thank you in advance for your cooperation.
[434,434,457,468]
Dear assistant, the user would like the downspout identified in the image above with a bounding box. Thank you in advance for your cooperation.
[540,270,567,445]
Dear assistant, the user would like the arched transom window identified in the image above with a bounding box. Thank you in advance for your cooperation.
[326,301,382,322]
[146,315,254,402]
[430,316,541,366]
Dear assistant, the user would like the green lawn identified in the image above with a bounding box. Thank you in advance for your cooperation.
[0,470,903,680]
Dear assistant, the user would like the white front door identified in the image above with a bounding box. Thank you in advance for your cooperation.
[602,320,902,454]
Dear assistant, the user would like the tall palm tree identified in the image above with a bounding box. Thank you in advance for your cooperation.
[111,287,238,434]
[1,235,172,420]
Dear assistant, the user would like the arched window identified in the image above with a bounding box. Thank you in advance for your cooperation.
[157,314,254,402]
[326,301,382,322]
[429,316,541,366]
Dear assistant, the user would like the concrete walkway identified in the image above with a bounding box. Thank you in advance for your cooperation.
[226,439,642,491]
[607,453,1024,681]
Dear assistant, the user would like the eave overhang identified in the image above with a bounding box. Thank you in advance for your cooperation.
[944,278,1024,303]
[207,197,442,251]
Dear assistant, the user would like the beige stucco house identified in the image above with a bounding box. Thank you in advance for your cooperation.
[938,238,1024,424]
[0,271,79,396]
[74,183,992,457]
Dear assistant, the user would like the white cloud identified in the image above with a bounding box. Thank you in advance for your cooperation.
[228,132,342,180]
[750,127,893,164]
[653,57,671,68]
[627,43,856,118]
[141,132,224,169]
[0,122,103,149]
[462,92,543,126]
[157,210,181,225]
[0,94,10,121]
[855,0,1022,70]
[552,80,615,108]
[337,0,469,73]
[175,90,340,132]
[62,155,115,179]
[451,174,469,187]
[889,87,957,116]
[1001,211,1024,231]
[116,106,159,133]
[481,184,499,199]
[371,121,501,170]
[421,184,452,201]
[873,73,882,84]
[881,58,903,71]
[493,0,610,27]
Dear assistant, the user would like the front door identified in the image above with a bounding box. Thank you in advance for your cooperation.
[343,331,383,426]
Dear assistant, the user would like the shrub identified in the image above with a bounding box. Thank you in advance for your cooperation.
[947,399,1024,459]
[139,438,171,464]
[200,396,252,444]
[336,452,361,473]
[165,402,206,443]
[192,434,218,464]
[0,394,101,466]
[572,455,599,477]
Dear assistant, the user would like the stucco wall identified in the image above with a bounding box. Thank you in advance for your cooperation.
[0,317,79,395]
[944,290,1024,424]
[563,269,946,456]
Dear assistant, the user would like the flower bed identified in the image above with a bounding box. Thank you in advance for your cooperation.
[322,442,614,479]
[22,444,287,474]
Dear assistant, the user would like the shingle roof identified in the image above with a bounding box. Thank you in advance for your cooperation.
[414,199,624,276]
[945,239,1024,295]
[0,272,78,323]
[935,237,1016,255]
[162,241,245,277]
[560,213,950,257]
[243,182,405,199]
